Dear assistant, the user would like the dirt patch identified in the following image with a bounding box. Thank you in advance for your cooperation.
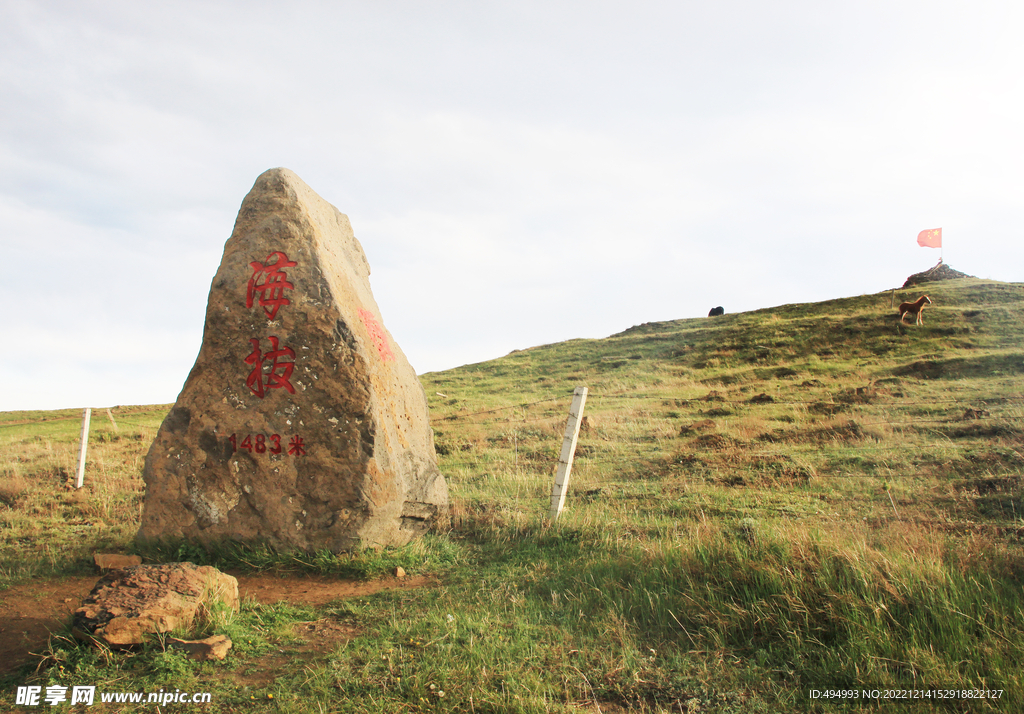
[0,576,95,678]
[0,571,437,679]
[233,572,437,606]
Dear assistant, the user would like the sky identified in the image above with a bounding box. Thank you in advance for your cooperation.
[3,0,1023,411]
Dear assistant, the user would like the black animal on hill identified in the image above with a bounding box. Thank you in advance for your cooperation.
[708,306,725,317]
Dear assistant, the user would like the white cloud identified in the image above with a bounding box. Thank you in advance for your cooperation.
[2,0,1023,408]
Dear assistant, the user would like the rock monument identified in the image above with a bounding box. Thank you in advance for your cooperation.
[137,168,448,552]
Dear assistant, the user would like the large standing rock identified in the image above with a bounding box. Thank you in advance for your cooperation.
[137,168,448,552]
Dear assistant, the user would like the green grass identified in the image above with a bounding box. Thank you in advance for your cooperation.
[2,278,1023,712]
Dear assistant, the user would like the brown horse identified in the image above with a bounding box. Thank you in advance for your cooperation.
[898,295,932,325]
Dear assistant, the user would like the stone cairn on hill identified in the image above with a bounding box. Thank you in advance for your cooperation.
[902,261,973,288]
[137,168,448,553]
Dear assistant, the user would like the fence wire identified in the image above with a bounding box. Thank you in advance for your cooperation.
[431,384,1024,481]
[5,389,1021,472]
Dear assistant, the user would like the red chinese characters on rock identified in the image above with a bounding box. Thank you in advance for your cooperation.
[247,251,297,320]
[288,435,306,455]
[244,336,296,398]
[242,251,299,399]
[358,309,395,362]
[229,433,307,456]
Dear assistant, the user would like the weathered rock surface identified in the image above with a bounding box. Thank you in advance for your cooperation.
[72,563,239,647]
[137,168,447,552]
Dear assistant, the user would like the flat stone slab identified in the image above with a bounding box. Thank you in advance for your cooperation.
[167,634,233,661]
[93,553,143,572]
[72,563,239,647]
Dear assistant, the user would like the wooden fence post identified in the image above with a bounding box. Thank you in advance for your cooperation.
[76,408,91,489]
[548,386,588,522]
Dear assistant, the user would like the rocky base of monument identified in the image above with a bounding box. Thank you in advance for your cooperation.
[72,563,239,649]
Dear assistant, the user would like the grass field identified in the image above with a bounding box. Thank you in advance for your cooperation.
[2,278,1023,712]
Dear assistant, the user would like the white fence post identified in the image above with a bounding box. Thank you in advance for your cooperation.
[548,386,588,522]
[76,408,91,489]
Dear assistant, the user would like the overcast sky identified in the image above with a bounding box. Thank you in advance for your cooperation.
[3,0,1022,411]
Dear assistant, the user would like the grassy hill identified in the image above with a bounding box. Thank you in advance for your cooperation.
[2,278,1022,712]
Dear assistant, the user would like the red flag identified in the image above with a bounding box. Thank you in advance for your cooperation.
[917,228,942,248]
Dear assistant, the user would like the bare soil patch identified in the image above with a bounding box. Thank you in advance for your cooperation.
[232,571,436,606]
[0,576,95,678]
[0,571,437,678]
